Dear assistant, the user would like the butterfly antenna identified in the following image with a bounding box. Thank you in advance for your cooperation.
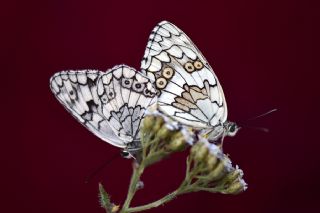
[240,124,269,133]
[246,108,278,121]
[235,108,277,133]
[85,152,120,183]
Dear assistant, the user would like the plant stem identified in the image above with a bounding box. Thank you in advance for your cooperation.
[125,188,182,213]
[121,163,145,213]
[124,176,190,213]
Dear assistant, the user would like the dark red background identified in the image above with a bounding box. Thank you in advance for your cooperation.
[2,0,319,212]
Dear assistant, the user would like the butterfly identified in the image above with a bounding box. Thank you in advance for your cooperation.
[141,21,240,143]
[50,65,157,158]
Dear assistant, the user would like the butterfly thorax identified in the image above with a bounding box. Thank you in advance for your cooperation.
[206,125,224,141]
[205,121,239,142]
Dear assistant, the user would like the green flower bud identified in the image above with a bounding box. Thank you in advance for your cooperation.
[207,160,227,181]
[167,136,186,151]
[206,154,218,170]
[222,178,247,194]
[222,168,243,186]
[194,143,209,162]
[155,124,172,140]
[152,116,165,133]
[142,115,156,132]
[190,142,201,156]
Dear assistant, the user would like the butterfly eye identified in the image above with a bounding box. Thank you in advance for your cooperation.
[227,123,239,137]
[162,67,174,79]
[120,150,130,158]
[194,61,203,70]
[229,124,236,133]
[156,77,167,89]
[184,62,195,72]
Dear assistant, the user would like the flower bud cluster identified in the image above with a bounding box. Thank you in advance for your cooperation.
[100,112,248,213]
[140,113,194,166]
[188,138,247,195]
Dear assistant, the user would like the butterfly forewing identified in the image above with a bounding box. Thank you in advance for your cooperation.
[141,21,228,130]
[50,70,127,148]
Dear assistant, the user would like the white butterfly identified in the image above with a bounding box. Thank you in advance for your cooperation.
[141,21,239,143]
[50,65,157,157]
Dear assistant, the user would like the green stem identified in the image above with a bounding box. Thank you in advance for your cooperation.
[126,183,187,213]
[121,163,145,212]
[126,190,179,213]
[124,169,223,213]
[192,186,223,193]
[120,152,207,212]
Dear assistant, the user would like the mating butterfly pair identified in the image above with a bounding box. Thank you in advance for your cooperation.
[50,21,239,156]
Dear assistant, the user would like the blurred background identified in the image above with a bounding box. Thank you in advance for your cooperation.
[2,0,318,212]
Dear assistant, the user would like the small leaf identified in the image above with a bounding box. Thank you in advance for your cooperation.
[99,183,112,213]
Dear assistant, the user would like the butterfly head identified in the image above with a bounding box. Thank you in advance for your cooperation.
[224,122,240,137]
[120,150,132,159]
[122,142,142,160]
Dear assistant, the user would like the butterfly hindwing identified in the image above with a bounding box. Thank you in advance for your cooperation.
[96,65,157,144]
[141,21,227,129]
[50,70,127,148]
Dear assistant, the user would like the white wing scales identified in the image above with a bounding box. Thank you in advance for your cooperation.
[141,21,228,131]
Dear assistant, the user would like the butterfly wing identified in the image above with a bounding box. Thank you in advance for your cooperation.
[50,66,157,148]
[96,65,157,144]
[50,70,127,148]
[141,21,227,130]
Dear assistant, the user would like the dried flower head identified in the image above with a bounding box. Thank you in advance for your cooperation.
[186,138,247,194]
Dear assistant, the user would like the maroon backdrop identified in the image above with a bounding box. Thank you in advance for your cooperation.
[2,0,318,212]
